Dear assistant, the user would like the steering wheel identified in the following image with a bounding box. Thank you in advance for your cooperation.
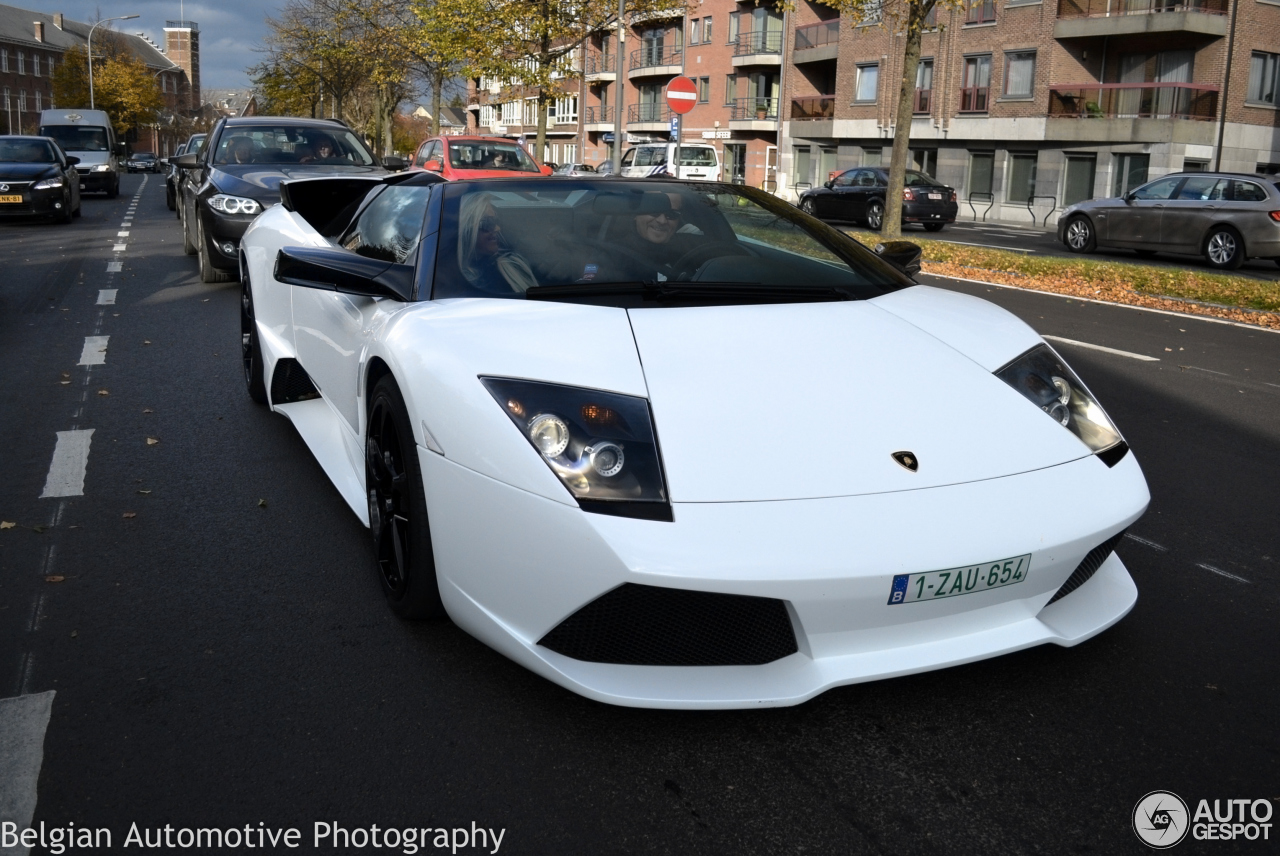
[669,241,754,282]
[570,237,659,277]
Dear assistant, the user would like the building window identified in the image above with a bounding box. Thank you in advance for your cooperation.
[1063,154,1097,206]
[697,77,709,103]
[501,100,519,125]
[703,16,712,44]
[911,148,937,177]
[523,98,537,126]
[1248,52,1280,105]
[863,147,882,167]
[1004,52,1035,98]
[1007,153,1038,203]
[689,18,699,44]
[961,56,991,112]
[1183,159,1208,172]
[729,12,740,44]
[854,63,879,103]
[914,59,933,113]
[861,0,884,25]
[18,90,27,111]
[555,95,578,123]
[725,75,737,105]
[1,50,7,73]
[46,56,53,76]
[34,91,41,112]
[479,105,496,128]
[32,55,40,77]
[969,151,994,196]
[966,0,996,24]
[1113,153,1150,196]
[793,145,812,188]
[17,52,25,75]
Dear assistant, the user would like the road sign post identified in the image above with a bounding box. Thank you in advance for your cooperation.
[665,76,697,180]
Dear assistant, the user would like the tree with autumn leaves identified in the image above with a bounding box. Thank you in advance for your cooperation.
[51,40,164,136]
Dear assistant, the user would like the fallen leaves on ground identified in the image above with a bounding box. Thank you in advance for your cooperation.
[0,521,15,529]
[258,499,268,508]
[122,512,137,519]
[97,389,110,396]
[145,437,159,445]
[142,408,153,414]
[137,489,151,495]
[45,575,64,583]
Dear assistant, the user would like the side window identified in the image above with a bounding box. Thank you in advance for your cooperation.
[427,141,443,164]
[414,142,430,165]
[621,148,636,167]
[1176,177,1226,201]
[341,185,434,265]
[1230,180,1267,202]
[834,171,855,187]
[855,169,876,187]
[1131,177,1182,200]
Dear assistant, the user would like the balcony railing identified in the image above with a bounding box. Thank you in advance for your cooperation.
[791,95,836,120]
[584,105,614,124]
[730,97,779,121]
[733,31,783,56]
[628,102,674,123]
[794,20,840,50]
[1048,83,1219,119]
[1057,0,1227,17]
[630,46,683,71]
[960,87,989,112]
[913,89,932,113]
[584,53,616,75]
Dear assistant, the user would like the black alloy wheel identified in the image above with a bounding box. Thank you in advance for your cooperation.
[800,197,817,216]
[366,378,446,620]
[866,200,885,231]
[240,275,268,404]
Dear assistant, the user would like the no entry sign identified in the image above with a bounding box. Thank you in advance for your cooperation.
[666,76,698,115]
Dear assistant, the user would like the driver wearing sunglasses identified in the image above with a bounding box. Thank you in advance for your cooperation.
[632,192,683,246]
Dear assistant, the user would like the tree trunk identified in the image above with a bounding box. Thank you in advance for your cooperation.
[883,2,930,240]
[536,92,548,165]
[431,75,443,137]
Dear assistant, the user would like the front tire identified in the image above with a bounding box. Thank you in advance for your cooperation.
[1064,215,1096,253]
[800,197,818,217]
[866,200,885,231]
[240,276,268,404]
[923,222,946,233]
[1204,227,1244,270]
[366,378,446,620]
[106,178,119,199]
[197,217,232,282]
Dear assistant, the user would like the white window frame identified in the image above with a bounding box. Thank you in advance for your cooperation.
[854,63,879,104]
[554,95,578,123]
[17,51,25,75]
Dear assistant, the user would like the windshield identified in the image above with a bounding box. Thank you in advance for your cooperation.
[39,126,108,153]
[448,141,541,173]
[213,126,375,166]
[0,139,58,163]
[433,180,909,300]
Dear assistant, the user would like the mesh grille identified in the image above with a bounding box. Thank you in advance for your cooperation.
[270,359,320,404]
[538,583,798,666]
[1046,530,1127,606]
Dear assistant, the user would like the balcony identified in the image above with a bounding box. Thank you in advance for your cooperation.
[729,97,779,131]
[1054,0,1227,39]
[584,52,616,82]
[629,46,682,78]
[628,102,675,132]
[794,20,839,64]
[732,31,783,67]
[1047,82,1219,144]
[584,105,615,131]
[790,96,836,120]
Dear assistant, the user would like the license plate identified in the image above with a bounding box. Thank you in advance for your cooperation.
[0,195,22,203]
[887,554,1031,605]
[928,192,943,200]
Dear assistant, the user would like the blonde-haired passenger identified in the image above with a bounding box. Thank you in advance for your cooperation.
[457,192,538,293]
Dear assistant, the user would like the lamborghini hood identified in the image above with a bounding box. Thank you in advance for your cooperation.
[627,300,1092,503]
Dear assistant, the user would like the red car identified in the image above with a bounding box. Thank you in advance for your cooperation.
[408,135,552,180]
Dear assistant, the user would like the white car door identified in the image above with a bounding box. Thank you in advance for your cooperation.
[292,183,434,433]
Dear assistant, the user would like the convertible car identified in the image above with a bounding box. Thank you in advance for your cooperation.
[239,174,1149,709]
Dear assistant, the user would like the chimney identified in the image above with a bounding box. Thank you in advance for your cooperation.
[53,13,64,29]
[34,21,44,42]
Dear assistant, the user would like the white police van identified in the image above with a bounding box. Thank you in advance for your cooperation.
[39,109,123,197]
[619,143,721,181]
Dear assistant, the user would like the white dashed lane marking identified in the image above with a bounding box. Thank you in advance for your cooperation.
[1196,563,1251,584]
[77,335,109,366]
[106,262,122,273]
[1125,533,1168,551]
[113,243,127,252]
[39,430,94,498]
[96,289,117,305]
[116,231,130,238]
[1042,335,1160,362]
[0,691,56,855]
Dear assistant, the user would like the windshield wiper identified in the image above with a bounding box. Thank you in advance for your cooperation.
[525,281,854,303]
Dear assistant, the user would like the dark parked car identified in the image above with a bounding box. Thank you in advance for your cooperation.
[166,133,205,215]
[175,117,404,282]
[799,167,958,232]
[1058,171,1280,271]
[0,136,81,224]
[127,151,158,173]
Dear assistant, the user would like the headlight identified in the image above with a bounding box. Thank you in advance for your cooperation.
[208,194,262,215]
[92,163,112,172]
[481,377,671,519]
[996,343,1124,456]
[33,177,65,190]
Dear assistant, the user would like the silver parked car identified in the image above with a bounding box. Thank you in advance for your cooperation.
[1058,172,1280,270]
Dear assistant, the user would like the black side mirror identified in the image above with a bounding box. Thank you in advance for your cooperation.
[824,179,834,189]
[65,155,80,166]
[380,155,407,171]
[1123,191,1136,203]
[874,240,923,278]
[173,152,201,169]
[275,247,414,301]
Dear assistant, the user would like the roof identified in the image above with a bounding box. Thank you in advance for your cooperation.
[0,4,176,70]
[220,116,351,128]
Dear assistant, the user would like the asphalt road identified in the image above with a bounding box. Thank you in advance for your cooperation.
[0,176,1276,855]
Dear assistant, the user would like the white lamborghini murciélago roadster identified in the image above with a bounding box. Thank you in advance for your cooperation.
[239,173,1149,709]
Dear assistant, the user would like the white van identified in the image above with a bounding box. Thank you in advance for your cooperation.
[619,143,721,181]
[39,109,122,197]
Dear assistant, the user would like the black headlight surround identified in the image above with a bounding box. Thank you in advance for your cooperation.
[481,377,673,521]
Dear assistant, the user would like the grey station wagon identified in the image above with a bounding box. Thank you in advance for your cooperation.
[1058,172,1280,270]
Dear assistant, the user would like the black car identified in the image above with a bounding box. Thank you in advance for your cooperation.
[0,136,82,224]
[127,152,158,173]
[799,167,958,232]
[174,118,405,282]
[166,133,205,215]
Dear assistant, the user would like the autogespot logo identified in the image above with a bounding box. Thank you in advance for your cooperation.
[1134,791,1191,849]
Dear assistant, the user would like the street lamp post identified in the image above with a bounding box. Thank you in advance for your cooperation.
[88,14,140,110]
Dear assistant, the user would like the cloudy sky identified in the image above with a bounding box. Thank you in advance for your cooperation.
[44,0,273,89]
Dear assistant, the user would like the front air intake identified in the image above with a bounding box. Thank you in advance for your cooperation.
[1046,530,1127,606]
[538,583,798,666]
[270,358,320,404]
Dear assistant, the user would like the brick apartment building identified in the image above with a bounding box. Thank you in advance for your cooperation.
[0,4,198,155]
